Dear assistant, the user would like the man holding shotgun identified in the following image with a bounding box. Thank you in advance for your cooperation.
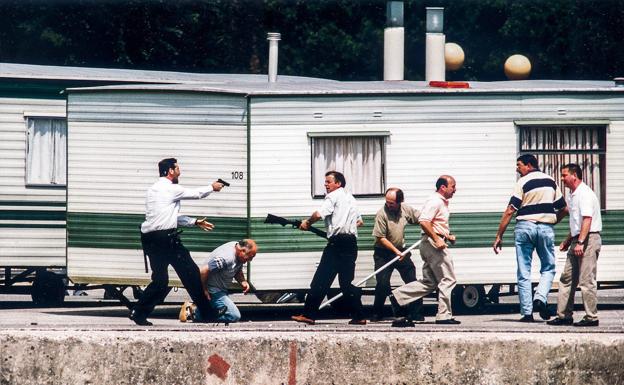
[370,187,421,322]
[291,171,366,325]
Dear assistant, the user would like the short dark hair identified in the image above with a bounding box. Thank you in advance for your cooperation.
[386,187,404,203]
[325,171,346,188]
[435,177,448,190]
[562,163,583,179]
[517,154,539,169]
[158,158,177,177]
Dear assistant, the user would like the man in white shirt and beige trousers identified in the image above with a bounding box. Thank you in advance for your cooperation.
[547,163,602,327]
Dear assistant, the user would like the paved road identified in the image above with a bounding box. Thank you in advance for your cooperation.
[1,288,623,333]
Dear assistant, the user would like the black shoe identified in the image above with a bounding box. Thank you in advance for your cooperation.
[391,317,415,328]
[388,295,404,317]
[519,314,534,322]
[129,309,153,326]
[546,317,573,326]
[435,318,461,325]
[533,299,551,320]
[573,318,599,327]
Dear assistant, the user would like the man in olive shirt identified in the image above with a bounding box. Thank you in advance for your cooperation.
[371,188,421,321]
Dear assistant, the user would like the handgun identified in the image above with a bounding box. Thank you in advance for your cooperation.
[217,178,230,187]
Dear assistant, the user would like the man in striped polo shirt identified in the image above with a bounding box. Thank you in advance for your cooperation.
[493,154,567,322]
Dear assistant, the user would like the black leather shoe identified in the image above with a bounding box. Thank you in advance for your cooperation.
[574,318,599,327]
[435,318,461,325]
[519,314,535,322]
[129,309,153,326]
[391,317,415,328]
[533,299,551,320]
[546,317,573,326]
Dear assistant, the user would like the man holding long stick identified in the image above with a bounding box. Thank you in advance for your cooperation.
[291,171,366,326]
[370,188,421,322]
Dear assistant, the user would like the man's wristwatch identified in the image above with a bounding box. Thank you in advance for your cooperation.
[577,239,586,245]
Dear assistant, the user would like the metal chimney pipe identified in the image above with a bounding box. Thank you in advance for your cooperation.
[384,1,404,81]
[267,32,281,83]
[425,7,445,82]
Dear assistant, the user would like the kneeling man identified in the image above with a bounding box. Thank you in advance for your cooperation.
[180,239,257,323]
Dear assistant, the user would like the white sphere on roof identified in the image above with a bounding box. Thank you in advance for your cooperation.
[504,54,531,80]
[445,42,465,71]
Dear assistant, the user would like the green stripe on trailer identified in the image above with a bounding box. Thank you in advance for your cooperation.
[0,210,66,221]
[66,210,624,252]
[67,212,247,251]
[0,201,66,207]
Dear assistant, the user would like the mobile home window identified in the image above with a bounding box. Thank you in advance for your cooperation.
[25,117,67,186]
[310,135,386,197]
[518,125,606,207]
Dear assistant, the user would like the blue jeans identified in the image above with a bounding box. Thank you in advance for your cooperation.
[195,288,241,323]
[514,221,556,315]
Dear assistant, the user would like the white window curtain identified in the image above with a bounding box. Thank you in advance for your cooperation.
[312,136,384,196]
[26,118,67,185]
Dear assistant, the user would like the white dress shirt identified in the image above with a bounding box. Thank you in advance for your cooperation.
[566,182,602,236]
[318,187,361,238]
[140,177,214,233]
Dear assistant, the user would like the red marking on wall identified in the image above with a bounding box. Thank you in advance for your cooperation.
[206,354,231,381]
[288,341,297,385]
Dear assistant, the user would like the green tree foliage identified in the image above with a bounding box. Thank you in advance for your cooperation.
[0,0,622,81]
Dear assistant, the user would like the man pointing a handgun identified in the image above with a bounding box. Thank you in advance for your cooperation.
[129,157,225,326]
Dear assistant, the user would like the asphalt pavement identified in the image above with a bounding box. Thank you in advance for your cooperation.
[1,287,623,333]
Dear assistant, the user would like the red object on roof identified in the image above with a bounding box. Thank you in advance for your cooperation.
[429,81,470,88]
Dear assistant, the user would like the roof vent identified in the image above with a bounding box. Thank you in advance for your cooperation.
[384,1,404,81]
[267,32,281,83]
[425,7,445,82]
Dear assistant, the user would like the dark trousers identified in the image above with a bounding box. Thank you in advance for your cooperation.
[134,229,214,319]
[372,246,417,317]
[303,233,364,320]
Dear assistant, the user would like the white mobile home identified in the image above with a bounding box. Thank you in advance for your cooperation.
[65,79,624,310]
[0,62,328,303]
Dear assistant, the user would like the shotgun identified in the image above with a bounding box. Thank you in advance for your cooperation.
[264,214,327,239]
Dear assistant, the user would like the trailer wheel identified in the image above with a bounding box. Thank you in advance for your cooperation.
[31,270,65,307]
[452,285,485,314]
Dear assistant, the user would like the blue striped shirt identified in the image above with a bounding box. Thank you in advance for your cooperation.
[509,170,566,224]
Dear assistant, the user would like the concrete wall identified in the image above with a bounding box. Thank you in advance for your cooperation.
[1,331,623,385]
